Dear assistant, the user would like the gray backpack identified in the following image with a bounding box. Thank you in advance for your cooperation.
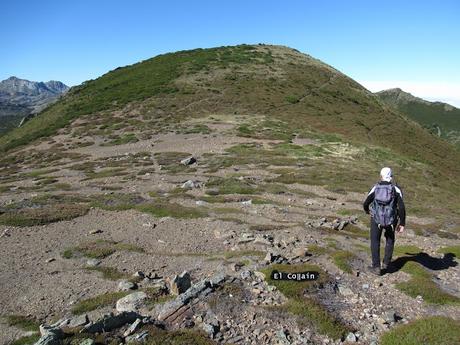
[371,184,396,227]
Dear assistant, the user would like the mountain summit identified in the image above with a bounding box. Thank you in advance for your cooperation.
[0,76,69,134]
[0,76,69,110]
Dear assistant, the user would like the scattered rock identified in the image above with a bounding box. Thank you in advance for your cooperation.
[293,248,309,257]
[209,272,226,287]
[123,318,143,337]
[89,229,103,235]
[214,230,235,239]
[346,332,357,342]
[264,252,276,263]
[66,314,89,328]
[264,252,287,264]
[276,329,291,344]
[78,339,94,345]
[158,279,211,320]
[180,156,197,165]
[384,310,397,323]
[337,284,354,297]
[332,218,349,231]
[201,311,220,338]
[125,330,149,343]
[132,271,145,279]
[181,180,200,189]
[254,234,273,246]
[45,258,55,263]
[118,280,137,291]
[169,271,192,295]
[253,271,266,281]
[0,229,11,238]
[83,312,139,333]
[86,258,101,267]
[35,325,64,345]
[230,262,244,272]
[116,292,148,312]
[238,233,255,243]
[240,270,252,280]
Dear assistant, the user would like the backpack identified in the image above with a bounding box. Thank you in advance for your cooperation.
[371,183,396,227]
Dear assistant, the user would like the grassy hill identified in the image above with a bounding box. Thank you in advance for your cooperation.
[376,88,460,147]
[1,44,460,216]
[2,45,460,345]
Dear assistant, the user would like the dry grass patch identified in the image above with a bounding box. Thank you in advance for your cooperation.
[0,203,89,226]
[62,239,144,259]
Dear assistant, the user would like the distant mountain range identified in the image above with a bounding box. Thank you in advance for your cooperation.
[0,76,69,135]
[376,88,460,147]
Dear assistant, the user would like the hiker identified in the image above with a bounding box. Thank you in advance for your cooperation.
[363,167,406,275]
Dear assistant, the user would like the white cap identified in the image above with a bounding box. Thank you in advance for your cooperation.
[380,167,392,182]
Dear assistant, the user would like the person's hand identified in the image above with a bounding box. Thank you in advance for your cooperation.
[397,225,405,233]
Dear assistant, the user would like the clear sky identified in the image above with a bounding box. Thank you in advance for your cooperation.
[1,0,459,106]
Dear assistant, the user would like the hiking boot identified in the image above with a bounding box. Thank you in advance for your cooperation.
[382,262,393,273]
[367,265,381,276]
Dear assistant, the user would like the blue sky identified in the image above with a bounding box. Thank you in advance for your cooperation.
[1,0,459,105]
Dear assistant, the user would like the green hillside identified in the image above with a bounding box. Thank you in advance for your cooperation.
[376,88,460,146]
[1,44,460,217]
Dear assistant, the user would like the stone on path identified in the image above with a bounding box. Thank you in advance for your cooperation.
[116,292,147,312]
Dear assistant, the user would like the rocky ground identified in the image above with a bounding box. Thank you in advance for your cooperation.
[0,116,459,345]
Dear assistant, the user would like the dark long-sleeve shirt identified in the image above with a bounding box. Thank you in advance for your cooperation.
[363,181,406,226]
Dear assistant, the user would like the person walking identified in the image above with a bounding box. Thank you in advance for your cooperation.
[363,167,406,275]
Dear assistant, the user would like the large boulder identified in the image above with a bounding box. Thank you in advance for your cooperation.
[168,271,191,295]
[83,312,139,333]
[116,292,147,313]
[118,280,137,291]
[34,325,64,345]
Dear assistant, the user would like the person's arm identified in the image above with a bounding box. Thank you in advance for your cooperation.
[394,185,406,231]
[363,185,376,214]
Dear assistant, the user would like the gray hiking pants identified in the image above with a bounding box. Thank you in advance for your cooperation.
[370,218,395,267]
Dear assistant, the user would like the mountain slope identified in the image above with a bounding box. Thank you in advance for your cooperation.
[1,44,460,209]
[376,88,460,146]
[1,46,458,166]
[0,76,69,134]
[1,45,459,344]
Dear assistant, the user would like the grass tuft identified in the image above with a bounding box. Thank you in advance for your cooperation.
[71,291,129,314]
[5,315,40,332]
[85,266,128,280]
[62,239,144,259]
[393,246,460,305]
[395,262,460,305]
[380,316,460,345]
[260,264,351,340]
[137,201,208,219]
[0,203,89,227]
[437,245,460,258]
[331,250,355,273]
[10,335,40,345]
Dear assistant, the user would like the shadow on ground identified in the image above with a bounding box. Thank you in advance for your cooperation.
[387,251,458,274]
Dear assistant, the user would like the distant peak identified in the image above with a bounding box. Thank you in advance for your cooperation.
[376,87,404,94]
